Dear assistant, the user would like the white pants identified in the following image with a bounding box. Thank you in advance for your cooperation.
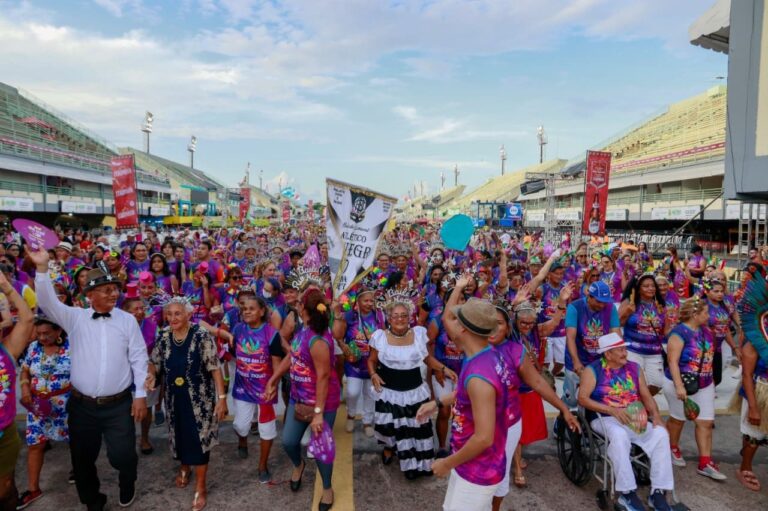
[626,352,665,389]
[231,399,278,440]
[493,420,523,498]
[590,417,674,493]
[346,376,375,425]
[443,470,500,511]
[546,336,566,365]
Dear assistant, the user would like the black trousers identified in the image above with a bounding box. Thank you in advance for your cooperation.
[67,393,137,506]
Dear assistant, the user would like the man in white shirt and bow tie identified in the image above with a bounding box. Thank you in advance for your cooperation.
[29,248,148,511]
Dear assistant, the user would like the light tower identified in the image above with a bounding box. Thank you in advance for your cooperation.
[537,125,548,164]
[141,112,153,153]
[188,135,197,169]
[500,144,507,175]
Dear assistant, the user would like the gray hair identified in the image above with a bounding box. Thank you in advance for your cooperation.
[162,296,194,314]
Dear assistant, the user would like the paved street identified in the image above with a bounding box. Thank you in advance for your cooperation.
[11,407,768,511]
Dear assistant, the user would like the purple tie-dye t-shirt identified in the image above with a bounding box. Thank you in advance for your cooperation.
[289,327,341,411]
[343,310,379,379]
[665,323,714,388]
[588,358,640,414]
[232,322,278,404]
[494,339,524,426]
[624,301,665,355]
[450,347,508,486]
[0,344,16,430]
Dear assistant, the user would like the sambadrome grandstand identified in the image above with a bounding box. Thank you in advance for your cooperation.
[408,85,754,254]
[0,81,280,229]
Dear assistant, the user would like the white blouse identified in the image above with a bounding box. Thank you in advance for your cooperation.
[370,326,429,371]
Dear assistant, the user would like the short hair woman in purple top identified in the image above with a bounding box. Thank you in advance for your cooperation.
[663,296,724,481]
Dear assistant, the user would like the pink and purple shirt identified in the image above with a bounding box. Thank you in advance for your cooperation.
[494,339,524,426]
[289,327,341,412]
[588,358,640,415]
[665,323,714,388]
[232,322,280,404]
[624,301,665,356]
[450,346,508,486]
[343,310,379,379]
[0,344,16,430]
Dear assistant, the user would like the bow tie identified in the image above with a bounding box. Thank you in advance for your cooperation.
[92,312,111,320]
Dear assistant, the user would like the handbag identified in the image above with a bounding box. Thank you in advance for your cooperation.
[679,336,707,396]
[294,402,315,423]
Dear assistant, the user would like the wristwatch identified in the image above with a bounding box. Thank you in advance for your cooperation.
[314,406,322,414]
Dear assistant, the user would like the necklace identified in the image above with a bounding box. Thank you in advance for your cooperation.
[388,328,409,339]
[172,329,190,346]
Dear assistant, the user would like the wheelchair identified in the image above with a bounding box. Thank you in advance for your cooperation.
[555,408,689,511]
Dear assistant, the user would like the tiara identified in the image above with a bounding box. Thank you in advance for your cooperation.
[286,266,323,291]
[376,286,419,315]
[388,243,412,258]
[160,295,192,309]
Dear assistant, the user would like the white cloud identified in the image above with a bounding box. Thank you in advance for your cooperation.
[393,105,527,143]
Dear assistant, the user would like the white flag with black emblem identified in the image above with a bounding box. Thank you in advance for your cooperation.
[326,178,396,297]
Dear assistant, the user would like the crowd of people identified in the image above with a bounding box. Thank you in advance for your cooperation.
[0,220,766,511]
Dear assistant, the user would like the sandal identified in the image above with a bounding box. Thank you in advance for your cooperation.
[175,468,191,488]
[192,491,207,511]
[736,470,761,492]
[514,474,527,488]
[520,458,529,470]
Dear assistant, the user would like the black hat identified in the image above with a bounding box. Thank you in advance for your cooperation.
[84,261,119,292]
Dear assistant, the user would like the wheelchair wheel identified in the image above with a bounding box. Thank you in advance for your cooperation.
[631,446,651,487]
[556,414,594,486]
[596,489,609,510]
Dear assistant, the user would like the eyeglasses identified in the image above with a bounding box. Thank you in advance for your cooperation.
[518,320,535,327]
[230,276,242,281]
[390,314,409,320]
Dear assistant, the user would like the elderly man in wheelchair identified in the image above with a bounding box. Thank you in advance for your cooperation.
[578,333,674,511]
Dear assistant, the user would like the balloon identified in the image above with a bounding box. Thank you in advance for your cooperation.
[440,214,474,251]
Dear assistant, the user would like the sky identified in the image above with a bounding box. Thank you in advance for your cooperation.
[0,0,727,202]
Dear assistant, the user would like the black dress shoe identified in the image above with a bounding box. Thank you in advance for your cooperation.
[318,499,334,511]
[87,493,107,511]
[404,470,419,480]
[290,460,306,492]
[381,449,394,466]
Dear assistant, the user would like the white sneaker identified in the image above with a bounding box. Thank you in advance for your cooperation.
[671,447,686,467]
[364,425,375,438]
[697,462,727,481]
[345,418,355,433]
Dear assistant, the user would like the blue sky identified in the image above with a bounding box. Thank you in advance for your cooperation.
[0,0,726,202]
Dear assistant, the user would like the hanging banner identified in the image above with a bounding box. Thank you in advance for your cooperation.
[326,178,396,297]
[281,200,291,224]
[110,154,139,229]
[581,150,612,236]
[307,199,314,220]
[239,187,251,223]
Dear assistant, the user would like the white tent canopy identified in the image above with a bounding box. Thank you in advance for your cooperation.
[689,0,731,54]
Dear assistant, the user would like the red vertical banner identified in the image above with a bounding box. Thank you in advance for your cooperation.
[282,200,291,224]
[239,187,251,223]
[307,199,314,220]
[110,155,139,229]
[581,150,612,236]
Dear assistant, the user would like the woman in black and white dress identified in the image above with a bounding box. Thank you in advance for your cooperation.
[367,298,457,480]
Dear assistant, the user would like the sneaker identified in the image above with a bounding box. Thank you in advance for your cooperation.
[154,410,165,426]
[363,425,375,438]
[345,418,355,433]
[68,470,76,484]
[648,489,672,511]
[616,491,645,511]
[86,493,107,511]
[697,461,727,481]
[16,489,43,509]
[118,482,136,507]
[670,447,686,467]
[258,470,271,484]
[237,446,248,459]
